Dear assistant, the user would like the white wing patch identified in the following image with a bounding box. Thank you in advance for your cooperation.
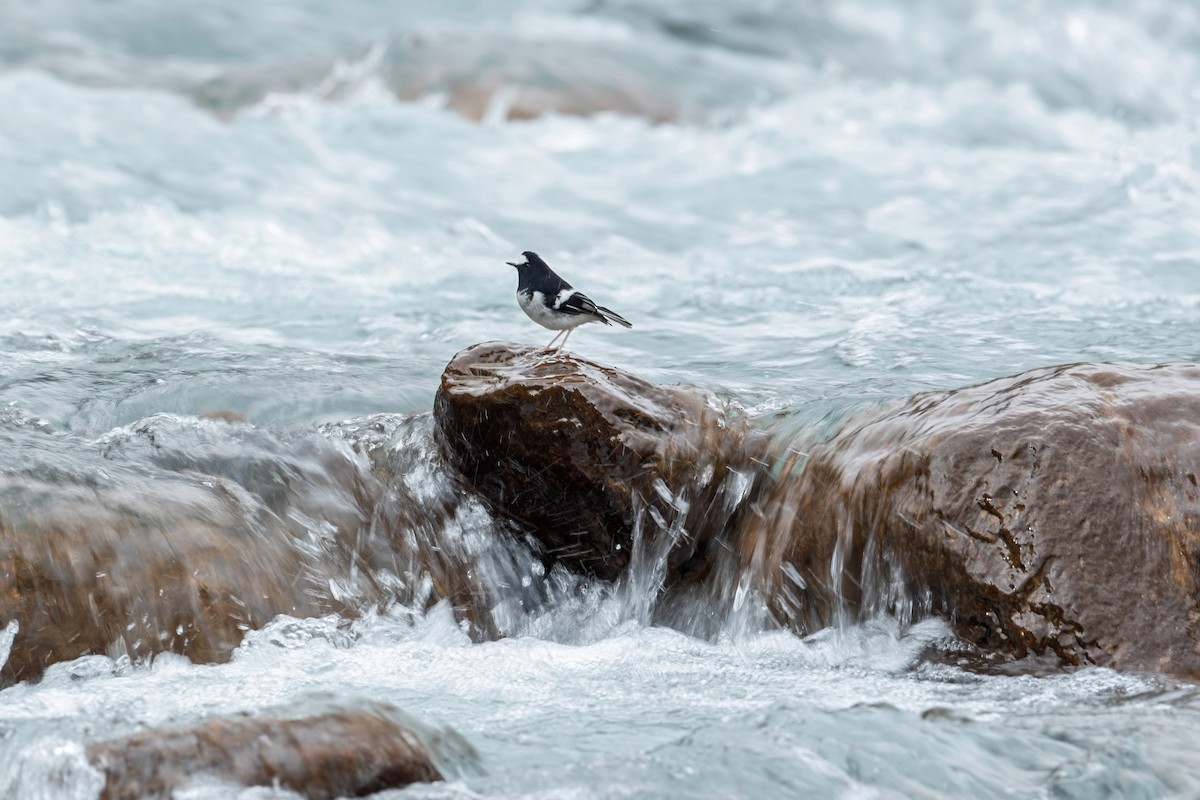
[554,290,603,317]
[518,290,596,331]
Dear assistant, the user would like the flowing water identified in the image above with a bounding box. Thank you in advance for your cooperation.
[3,1,1200,796]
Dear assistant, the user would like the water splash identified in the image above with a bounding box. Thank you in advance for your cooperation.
[4,0,1200,794]
[1,738,104,800]
[0,620,19,674]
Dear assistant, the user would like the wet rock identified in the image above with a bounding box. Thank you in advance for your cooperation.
[0,472,336,684]
[386,35,684,123]
[751,362,1200,676]
[87,701,445,799]
[434,342,767,588]
[435,347,1200,676]
[0,413,388,683]
[0,411,531,684]
[199,409,247,423]
[188,35,686,123]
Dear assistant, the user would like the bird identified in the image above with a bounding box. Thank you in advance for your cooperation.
[506,251,632,351]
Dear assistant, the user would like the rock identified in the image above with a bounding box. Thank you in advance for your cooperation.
[0,472,333,684]
[748,362,1200,676]
[189,36,686,124]
[435,347,1200,676]
[14,344,1195,677]
[0,411,535,684]
[198,410,247,423]
[86,701,446,799]
[434,342,767,590]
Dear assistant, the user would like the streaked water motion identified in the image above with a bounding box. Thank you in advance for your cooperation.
[3,1,1200,796]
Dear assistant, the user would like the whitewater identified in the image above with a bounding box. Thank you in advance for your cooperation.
[3,1,1200,796]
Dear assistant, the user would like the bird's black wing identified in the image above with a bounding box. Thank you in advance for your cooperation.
[554,290,609,323]
[555,291,633,327]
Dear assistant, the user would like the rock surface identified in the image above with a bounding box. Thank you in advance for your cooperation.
[755,362,1200,675]
[434,342,767,588]
[9,345,1200,679]
[435,346,1200,677]
[87,701,445,799]
[0,410,528,684]
[191,34,703,123]
[0,472,333,684]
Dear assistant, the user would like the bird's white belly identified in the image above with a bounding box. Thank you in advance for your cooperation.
[518,290,593,331]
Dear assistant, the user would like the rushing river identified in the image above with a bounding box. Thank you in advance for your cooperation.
[3,1,1200,797]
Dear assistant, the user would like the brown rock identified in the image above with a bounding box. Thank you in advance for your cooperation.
[0,474,336,684]
[198,410,248,423]
[87,701,445,799]
[434,342,766,589]
[434,346,1200,676]
[189,36,685,124]
[0,411,528,684]
[749,362,1200,675]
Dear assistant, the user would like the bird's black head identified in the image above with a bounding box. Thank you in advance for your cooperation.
[506,251,550,271]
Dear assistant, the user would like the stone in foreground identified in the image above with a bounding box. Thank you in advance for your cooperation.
[87,702,445,799]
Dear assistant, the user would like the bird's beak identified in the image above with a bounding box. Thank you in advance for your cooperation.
[506,261,520,268]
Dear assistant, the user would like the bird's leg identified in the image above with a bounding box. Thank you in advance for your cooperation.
[556,328,574,351]
[543,330,566,351]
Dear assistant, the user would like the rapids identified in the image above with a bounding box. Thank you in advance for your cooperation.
[3,1,1200,796]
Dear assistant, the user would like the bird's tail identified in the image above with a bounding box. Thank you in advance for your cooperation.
[596,306,633,328]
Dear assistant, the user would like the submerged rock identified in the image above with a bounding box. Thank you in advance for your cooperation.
[87,701,446,799]
[0,471,333,684]
[385,35,684,123]
[434,342,767,588]
[756,362,1200,676]
[189,32,765,123]
[0,411,533,684]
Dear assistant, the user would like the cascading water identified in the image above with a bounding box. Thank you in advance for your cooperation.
[4,0,1200,796]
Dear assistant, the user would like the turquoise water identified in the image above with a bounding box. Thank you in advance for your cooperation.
[3,1,1200,796]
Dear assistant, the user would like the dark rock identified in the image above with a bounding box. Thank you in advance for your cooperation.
[434,342,767,587]
[86,701,446,799]
[748,362,1200,676]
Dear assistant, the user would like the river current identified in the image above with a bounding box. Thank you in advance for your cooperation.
[2,1,1200,797]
